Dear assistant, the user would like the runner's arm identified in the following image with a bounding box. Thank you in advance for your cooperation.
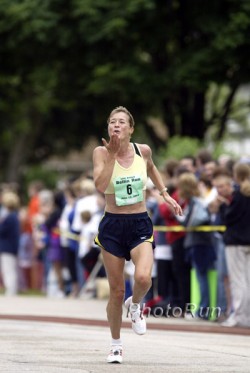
[141,144,182,216]
[93,146,116,193]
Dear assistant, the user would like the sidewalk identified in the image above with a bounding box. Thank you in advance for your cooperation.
[0,295,250,372]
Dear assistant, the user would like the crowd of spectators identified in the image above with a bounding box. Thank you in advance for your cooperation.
[0,148,250,328]
[0,176,106,299]
[143,149,250,327]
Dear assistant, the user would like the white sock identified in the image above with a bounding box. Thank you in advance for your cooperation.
[111,338,122,347]
[130,302,140,312]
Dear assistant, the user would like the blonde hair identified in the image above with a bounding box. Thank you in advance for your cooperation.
[2,191,20,210]
[177,173,200,199]
[80,178,95,195]
[233,162,250,197]
[107,106,135,128]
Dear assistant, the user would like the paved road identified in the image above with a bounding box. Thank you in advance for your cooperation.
[0,296,250,372]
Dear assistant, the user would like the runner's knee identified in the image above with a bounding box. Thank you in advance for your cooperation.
[109,286,125,303]
[134,273,152,289]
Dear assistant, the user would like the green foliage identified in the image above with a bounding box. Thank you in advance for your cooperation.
[22,165,57,190]
[1,0,250,182]
[206,82,250,142]
[209,142,233,161]
[157,136,201,165]
[17,164,57,202]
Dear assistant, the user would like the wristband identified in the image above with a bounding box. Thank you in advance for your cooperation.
[159,187,168,196]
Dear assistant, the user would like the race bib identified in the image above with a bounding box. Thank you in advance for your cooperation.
[114,175,143,206]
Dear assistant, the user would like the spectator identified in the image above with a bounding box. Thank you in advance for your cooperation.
[0,186,4,289]
[32,189,54,292]
[79,192,106,281]
[176,173,216,319]
[198,173,218,206]
[17,207,33,292]
[158,171,190,314]
[71,178,99,286]
[71,178,99,234]
[179,155,197,174]
[59,185,79,297]
[218,154,232,168]
[163,159,180,193]
[195,149,213,178]
[0,185,7,220]
[208,199,231,321]
[0,191,20,296]
[203,160,218,182]
[149,186,178,309]
[27,180,44,231]
[44,190,65,297]
[26,180,44,289]
[212,163,250,327]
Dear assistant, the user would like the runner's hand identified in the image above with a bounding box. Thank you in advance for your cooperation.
[163,194,183,216]
[102,133,120,155]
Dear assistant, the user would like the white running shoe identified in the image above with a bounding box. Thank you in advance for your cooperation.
[220,312,238,327]
[107,346,123,363]
[124,296,146,335]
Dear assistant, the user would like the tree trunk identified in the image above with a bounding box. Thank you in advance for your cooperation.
[217,85,238,140]
[5,131,31,182]
[162,97,176,137]
[192,91,205,139]
[178,90,205,139]
[5,109,43,183]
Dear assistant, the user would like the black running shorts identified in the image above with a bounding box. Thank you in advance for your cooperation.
[94,211,155,261]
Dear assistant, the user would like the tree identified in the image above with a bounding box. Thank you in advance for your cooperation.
[1,0,250,182]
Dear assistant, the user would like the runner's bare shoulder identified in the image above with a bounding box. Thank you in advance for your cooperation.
[136,144,152,159]
[93,146,108,157]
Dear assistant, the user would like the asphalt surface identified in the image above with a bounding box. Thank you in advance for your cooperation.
[0,296,250,372]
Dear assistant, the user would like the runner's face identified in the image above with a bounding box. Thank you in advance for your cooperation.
[108,112,134,139]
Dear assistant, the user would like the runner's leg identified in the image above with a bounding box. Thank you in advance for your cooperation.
[130,242,154,304]
[101,249,125,339]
